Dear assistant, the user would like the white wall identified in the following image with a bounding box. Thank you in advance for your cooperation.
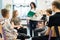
[1,0,55,18]
[2,0,12,8]
[0,0,2,18]
[37,0,54,10]
[2,0,13,19]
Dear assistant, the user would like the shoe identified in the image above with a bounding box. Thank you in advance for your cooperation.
[17,33,30,39]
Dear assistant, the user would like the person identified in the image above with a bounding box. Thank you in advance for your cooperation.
[27,2,42,37]
[45,9,52,22]
[32,14,48,40]
[0,9,17,40]
[45,1,60,40]
[34,15,48,36]
[45,9,52,26]
[11,10,22,29]
[11,10,30,40]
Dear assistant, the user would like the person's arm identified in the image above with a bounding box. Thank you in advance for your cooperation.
[45,16,52,35]
[45,27,51,35]
[10,22,18,35]
[3,22,12,33]
[11,21,22,29]
[34,10,39,17]
[40,26,48,34]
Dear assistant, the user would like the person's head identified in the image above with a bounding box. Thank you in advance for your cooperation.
[30,2,36,9]
[37,20,45,28]
[1,9,9,18]
[41,14,47,22]
[52,1,60,12]
[46,9,52,16]
[12,10,18,18]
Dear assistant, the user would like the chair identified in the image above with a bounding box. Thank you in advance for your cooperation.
[48,26,60,37]
[32,26,60,40]
[0,24,4,40]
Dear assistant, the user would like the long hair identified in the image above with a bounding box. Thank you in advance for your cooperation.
[30,2,36,9]
[12,10,17,18]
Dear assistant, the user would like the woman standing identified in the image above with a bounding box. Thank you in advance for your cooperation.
[27,2,42,37]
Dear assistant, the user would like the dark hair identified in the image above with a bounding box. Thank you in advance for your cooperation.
[38,14,46,25]
[41,14,47,25]
[30,2,36,9]
[52,1,60,9]
[1,9,9,17]
[41,14,47,22]
[46,9,52,14]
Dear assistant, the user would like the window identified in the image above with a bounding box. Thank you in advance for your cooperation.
[13,0,36,26]
[13,0,54,26]
[13,0,53,18]
[13,0,36,19]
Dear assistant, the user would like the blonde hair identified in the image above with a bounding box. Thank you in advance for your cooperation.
[12,10,17,18]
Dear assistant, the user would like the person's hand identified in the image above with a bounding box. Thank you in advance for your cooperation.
[17,24,23,29]
[34,14,37,17]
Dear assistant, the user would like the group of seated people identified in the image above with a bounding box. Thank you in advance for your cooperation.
[0,0,60,40]
[0,8,52,40]
[0,9,30,40]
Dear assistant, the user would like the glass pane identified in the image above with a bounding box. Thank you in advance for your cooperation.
[13,0,36,25]
[13,0,36,18]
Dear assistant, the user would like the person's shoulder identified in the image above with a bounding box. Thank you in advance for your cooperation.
[17,17,21,20]
[17,17,20,19]
[50,16,53,17]
[50,13,60,17]
[48,15,54,20]
[0,18,4,25]
[0,18,9,25]
[35,8,39,12]
[49,15,55,18]
[11,18,14,20]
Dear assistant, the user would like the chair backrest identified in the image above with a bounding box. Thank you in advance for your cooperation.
[0,24,4,40]
[51,26,60,37]
[0,24,7,40]
[2,27,7,40]
[51,26,56,37]
[0,25,2,35]
[48,26,60,40]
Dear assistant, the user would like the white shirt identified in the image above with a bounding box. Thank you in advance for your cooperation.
[47,16,49,22]
[30,9,43,21]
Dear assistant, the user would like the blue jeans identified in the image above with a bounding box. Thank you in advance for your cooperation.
[29,20,38,37]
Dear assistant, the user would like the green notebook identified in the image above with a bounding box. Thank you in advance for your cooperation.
[27,11,35,17]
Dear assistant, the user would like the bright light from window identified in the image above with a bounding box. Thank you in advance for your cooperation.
[13,0,36,18]
[13,0,54,25]
[13,0,54,18]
